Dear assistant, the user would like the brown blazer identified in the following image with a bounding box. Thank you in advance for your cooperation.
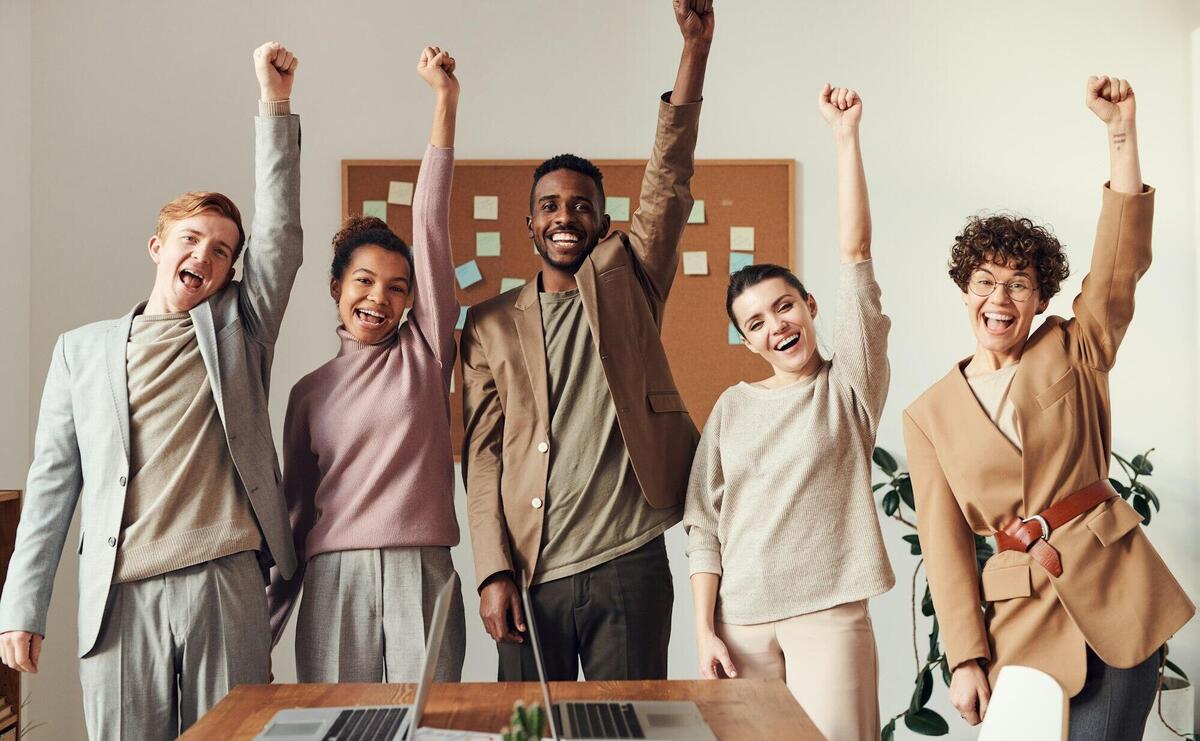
[903,185,1194,696]
[460,96,702,590]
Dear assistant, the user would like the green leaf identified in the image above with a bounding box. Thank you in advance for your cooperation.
[903,707,950,736]
[974,535,994,568]
[940,658,952,686]
[899,476,916,510]
[921,586,935,617]
[873,447,898,476]
[873,482,888,492]
[883,491,900,517]
[903,534,922,556]
[1110,478,1131,500]
[1131,452,1154,476]
[881,718,895,741]
[910,667,933,713]
[1166,659,1189,681]
[927,618,941,662]
[1132,496,1152,525]
[1132,481,1160,510]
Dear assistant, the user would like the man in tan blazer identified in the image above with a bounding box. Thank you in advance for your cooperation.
[460,0,712,681]
[904,76,1193,739]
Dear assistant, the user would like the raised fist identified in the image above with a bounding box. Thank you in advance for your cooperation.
[1087,75,1135,127]
[254,41,298,102]
[417,46,459,98]
[818,84,863,133]
[673,0,715,45]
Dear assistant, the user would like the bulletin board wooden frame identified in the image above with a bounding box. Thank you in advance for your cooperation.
[342,158,795,457]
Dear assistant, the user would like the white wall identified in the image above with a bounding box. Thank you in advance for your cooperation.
[11,1,1198,738]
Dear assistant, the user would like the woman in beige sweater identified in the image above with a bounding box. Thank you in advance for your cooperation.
[683,85,893,741]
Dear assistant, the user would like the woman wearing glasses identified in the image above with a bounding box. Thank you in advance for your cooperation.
[903,76,1193,740]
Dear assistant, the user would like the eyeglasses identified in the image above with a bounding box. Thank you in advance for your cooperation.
[968,273,1034,302]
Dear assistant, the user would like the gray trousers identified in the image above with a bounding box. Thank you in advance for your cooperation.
[498,535,673,682]
[1067,645,1162,740]
[79,550,269,741]
[295,546,465,683]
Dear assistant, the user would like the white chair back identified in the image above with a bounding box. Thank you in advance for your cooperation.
[978,665,1068,741]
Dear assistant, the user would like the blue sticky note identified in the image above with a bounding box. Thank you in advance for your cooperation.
[728,322,742,345]
[456,306,468,331]
[729,252,753,274]
[455,260,483,289]
[363,200,388,220]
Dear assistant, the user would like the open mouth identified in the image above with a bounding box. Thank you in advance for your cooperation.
[982,312,1015,334]
[354,307,387,327]
[178,268,205,291]
[548,231,582,249]
[774,334,800,352]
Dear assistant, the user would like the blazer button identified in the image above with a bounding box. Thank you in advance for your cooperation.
[119,475,127,487]
[536,441,549,454]
[107,536,116,547]
[531,497,543,509]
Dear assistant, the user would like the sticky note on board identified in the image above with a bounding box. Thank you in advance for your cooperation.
[474,196,499,220]
[688,200,706,224]
[363,200,388,220]
[450,372,456,393]
[476,232,501,256]
[456,306,468,331]
[455,260,483,289]
[682,251,709,275]
[729,252,753,274]
[607,196,631,221]
[500,277,527,293]
[387,181,414,205]
[728,323,742,345]
[730,226,755,251]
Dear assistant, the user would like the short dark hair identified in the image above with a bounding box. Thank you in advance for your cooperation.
[330,215,413,282]
[948,214,1070,301]
[726,263,809,336]
[529,154,606,210]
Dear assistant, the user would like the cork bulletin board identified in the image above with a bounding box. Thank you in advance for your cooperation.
[342,159,795,456]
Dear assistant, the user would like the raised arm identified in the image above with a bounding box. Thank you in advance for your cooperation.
[239,42,303,344]
[670,0,714,105]
[407,46,460,373]
[818,84,871,264]
[1088,75,1140,194]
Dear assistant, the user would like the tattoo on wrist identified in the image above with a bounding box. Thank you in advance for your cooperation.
[1112,131,1127,149]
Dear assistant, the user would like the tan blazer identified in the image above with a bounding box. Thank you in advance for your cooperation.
[903,185,1194,696]
[460,97,702,590]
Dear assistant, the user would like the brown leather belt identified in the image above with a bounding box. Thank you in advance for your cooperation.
[994,479,1117,577]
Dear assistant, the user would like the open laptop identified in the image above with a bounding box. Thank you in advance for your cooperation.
[255,572,460,741]
[521,578,716,741]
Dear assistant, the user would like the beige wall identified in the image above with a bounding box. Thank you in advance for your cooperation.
[7,1,1198,738]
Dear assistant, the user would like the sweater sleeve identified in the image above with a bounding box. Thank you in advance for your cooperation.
[831,259,891,428]
[684,397,724,576]
[407,144,459,379]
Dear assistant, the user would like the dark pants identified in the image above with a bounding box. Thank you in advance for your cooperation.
[498,535,673,681]
[1067,646,1162,741]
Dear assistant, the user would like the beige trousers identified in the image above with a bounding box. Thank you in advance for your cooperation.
[716,600,879,741]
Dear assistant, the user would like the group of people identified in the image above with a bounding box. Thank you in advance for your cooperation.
[0,2,1193,740]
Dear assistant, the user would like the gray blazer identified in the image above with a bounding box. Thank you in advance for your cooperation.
[0,114,303,657]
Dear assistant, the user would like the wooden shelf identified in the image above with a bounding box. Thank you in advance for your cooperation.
[0,491,18,503]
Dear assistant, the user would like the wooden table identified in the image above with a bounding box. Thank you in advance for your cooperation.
[183,679,823,740]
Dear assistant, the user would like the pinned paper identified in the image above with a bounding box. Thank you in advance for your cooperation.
[688,200,706,224]
[476,232,501,257]
[500,277,527,293]
[682,251,709,276]
[363,200,388,220]
[730,226,755,251]
[387,181,414,206]
[607,196,631,221]
[450,373,455,393]
[455,260,483,289]
[474,196,499,220]
[729,252,754,274]
[728,322,743,345]
[456,306,469,330]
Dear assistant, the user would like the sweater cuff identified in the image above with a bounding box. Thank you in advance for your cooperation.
[840,258,876,288]
[259,99,292,117]
[688,548,723,577]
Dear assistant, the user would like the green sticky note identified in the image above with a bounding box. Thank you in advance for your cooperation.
[363,200,388,220]
[688,200,706,224]
[607,196,631,221]
[476,232,501,257]
[500,277,527,293]
[456,306,468,331]
[455,259,483,289]
[730,251,753,274]
[728,322,742,345]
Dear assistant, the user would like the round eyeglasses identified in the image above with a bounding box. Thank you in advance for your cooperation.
[968,273,1034,302]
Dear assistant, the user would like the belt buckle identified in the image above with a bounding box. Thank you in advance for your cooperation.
[1022,514,1052,542]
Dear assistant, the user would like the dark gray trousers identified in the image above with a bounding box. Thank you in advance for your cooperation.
[1067,646,1163,741]
[498,535,673,681]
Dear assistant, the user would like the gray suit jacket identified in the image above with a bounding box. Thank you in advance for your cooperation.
[0,114,303,657]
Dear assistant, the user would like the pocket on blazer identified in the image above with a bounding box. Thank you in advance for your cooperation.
[1035,368,1077,410]
[1085,498,1143,547]
[980,564,1032,601]
[647,391,687,413]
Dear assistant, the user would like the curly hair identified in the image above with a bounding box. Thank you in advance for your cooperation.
[330,215,413,282]
[948,214,1070,301]
[529,153,605,210]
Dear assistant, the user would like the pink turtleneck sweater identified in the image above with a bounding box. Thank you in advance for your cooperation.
[267,144,458,643]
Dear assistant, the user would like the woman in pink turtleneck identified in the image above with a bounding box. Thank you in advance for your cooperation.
[266,46,464,682]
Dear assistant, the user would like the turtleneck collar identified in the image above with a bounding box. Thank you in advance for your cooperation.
[336,325,399,357]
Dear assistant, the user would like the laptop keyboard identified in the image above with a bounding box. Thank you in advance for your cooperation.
[559,702,645,739]
[322,707,409,741]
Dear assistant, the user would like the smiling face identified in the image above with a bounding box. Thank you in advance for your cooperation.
[527,169,611,276]
[331,243,412,344]
[963,260,1048,363]
[146,211,240,313]
[731,277,823,380]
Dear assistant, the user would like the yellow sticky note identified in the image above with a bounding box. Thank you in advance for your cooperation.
[730,226,755,251]
[387,181,414,206]
[476,232,501,257]
[607,196,631,221]
[682,251,709,276]
[474,196,499,220]
[688,200,706,224]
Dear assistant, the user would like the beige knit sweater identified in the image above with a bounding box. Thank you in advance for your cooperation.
[684,260,896,625]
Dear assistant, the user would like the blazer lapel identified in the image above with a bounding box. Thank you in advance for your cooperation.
[948,359,1024,460]
[574,257,602,349]
[513,279,551,433]
[190,300,226,424]
[105,304,141,463]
